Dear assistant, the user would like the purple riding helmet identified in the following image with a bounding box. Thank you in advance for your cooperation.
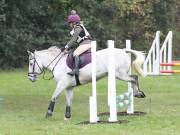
[67,10,81,23]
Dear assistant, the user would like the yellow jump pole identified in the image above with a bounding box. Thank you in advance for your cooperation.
[160,70,180,73]
[160,63,180,66]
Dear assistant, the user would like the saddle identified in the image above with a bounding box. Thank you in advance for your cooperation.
[66,49,92,70]
[66,49,92,86]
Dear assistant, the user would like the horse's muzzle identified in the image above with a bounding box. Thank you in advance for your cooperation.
[28,73,37,82]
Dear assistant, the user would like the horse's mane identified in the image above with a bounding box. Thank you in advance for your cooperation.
[36,46,61,56]
[48,46,61,51]
[46,46,61,55]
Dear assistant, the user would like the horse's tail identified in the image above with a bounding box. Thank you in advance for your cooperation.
[124,49,146,77]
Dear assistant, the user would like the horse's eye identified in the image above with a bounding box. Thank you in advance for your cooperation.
[30,63,33,66]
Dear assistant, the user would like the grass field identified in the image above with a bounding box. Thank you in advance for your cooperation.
[0,70,180,135]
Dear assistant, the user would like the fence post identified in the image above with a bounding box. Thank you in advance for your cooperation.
[126,40,134,114]
[89,41,99,123]
[107,40,117,122]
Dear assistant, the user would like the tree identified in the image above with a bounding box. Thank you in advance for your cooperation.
[0,0,179,69]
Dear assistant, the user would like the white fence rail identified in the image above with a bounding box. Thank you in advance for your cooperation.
[143,31,160,75]
[160,31,173,71]
[143,31,173,75]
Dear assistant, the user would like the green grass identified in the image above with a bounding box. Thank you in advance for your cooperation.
[0,70,180,135]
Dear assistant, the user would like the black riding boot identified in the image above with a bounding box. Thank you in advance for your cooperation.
[67,56,80,76]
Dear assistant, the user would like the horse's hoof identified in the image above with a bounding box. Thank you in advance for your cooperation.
[65,112,71,119]
[64,117,71,121]
[134,91,146,98]
[65,106,71,119]
[45,110,53,118]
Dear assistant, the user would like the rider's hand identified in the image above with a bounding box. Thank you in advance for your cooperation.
[60,47,65,52]
[63,45,69,53]
[60,45,69,52]
[64,45,69,53]
[65,45,69,50]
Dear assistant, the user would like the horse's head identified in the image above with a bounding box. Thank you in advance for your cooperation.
[27,50,43,82]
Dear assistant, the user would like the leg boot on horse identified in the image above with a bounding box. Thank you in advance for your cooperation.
[46,101,55,118]
[65,106,71,119]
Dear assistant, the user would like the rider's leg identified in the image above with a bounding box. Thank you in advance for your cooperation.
[67,56,80,76]
[73,44,91,55]
[67,44,91,76]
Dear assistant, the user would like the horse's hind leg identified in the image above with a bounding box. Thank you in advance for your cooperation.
[116,70,146,98]
[130,75,146,98]
[65,87,73,119]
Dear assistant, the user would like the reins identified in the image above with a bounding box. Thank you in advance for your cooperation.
[42,51,65,80]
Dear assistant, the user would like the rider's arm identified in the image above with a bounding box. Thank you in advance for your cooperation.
[66,26,82,49]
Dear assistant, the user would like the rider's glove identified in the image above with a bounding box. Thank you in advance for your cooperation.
[63,45,69,53]
[60,45,69,52]
[65,45,69,50]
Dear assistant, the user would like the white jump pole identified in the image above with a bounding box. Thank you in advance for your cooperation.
[89,41,99,123]
[108,40,117,122]
[126,40,134,114]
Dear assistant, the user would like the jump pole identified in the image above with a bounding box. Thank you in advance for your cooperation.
[160,70,180,73]
[160,62,180,74]
[107,40,117,122]
[89,41,99,123]
[126,40,134,114]
[160,63,180,66]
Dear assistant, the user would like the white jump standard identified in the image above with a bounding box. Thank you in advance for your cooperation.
[89,41,99,123]
[143,31,173,75]
[108,40,117,122]
[89,40,144,123]
[116,40,134,114]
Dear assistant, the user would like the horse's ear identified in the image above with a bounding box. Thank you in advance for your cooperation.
[27,50,33,56]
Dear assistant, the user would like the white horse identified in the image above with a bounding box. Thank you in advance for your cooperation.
[27,46,146,119]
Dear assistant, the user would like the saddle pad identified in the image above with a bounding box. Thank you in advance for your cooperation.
[66,51,92,70]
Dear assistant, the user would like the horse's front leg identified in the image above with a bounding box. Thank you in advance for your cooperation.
[64,87,74,119]
[46,79,70,118]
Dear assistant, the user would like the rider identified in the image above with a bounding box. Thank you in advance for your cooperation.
[65,10,92,76]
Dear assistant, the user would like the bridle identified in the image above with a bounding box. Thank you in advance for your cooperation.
[28,51,65,80]
[28,56,43,77]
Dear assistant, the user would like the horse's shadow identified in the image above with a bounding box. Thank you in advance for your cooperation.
[76,111,146,125]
